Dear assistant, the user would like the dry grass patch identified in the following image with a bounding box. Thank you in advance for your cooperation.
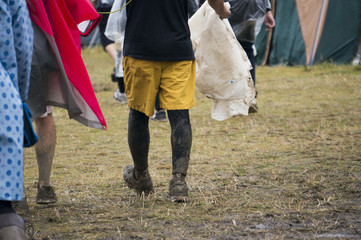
[20,47,361,239]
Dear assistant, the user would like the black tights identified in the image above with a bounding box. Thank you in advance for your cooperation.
[117,77,125,93]
[128,108,192,176]
[0,201,15,215]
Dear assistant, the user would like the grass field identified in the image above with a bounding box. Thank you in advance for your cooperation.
[21,46,361,239]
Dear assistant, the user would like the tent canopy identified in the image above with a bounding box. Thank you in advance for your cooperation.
[255,0,361,66]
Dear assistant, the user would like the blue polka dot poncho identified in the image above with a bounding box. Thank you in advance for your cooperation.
[0,0,33,201]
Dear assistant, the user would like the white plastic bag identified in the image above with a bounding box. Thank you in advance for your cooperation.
[188,1,256,121]
[104,0,127,49]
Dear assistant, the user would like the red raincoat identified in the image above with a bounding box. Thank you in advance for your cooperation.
[26,0,106,129]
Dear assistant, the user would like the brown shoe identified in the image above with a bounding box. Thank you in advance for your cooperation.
[169,173,188,202]
[248,103,258,113]
[36,185,57,204]
[248,98,258,114]
[123,165,154,196]
[151,110,167,122]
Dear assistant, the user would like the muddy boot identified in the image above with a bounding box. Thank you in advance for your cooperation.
[36,185,57,204]
[127,108,151,195]
[169,173,188,202]
[123,165,154,196]
[167,110,191,202]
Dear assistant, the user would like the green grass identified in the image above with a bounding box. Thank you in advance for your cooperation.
[21,46,361,239]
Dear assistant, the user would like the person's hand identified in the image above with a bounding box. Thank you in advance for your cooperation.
[264,11,275,30]
[217,3,231,19]
[219,3,231,19]
[208,0,231,19]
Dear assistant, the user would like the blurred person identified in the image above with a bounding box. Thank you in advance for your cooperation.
[25,0,106,204]
[352,14,361,65]
[352,38,361,65]
[228,0,275,113]
[95,0,117,63]
[151,94,167,122]
[121,0,230,202]
[199,0,206,8]
[112,52,128,104]
[0,0,33,238]
[94,0,128,104]
[188,0,199,17]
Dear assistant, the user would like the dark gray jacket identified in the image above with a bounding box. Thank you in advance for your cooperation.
[228,0,271,42]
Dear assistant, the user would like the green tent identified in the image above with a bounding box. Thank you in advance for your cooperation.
[255,0,361,66]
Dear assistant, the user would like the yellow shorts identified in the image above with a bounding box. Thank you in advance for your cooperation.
[123,56,196,117]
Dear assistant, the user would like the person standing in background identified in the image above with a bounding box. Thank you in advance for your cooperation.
[94,0,128,104]
[227,0,275,113]
[188,0,199,16]
[199,0,206,8]
[352,36,361,65]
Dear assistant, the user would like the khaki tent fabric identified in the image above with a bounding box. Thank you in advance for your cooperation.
[296,0,329,64]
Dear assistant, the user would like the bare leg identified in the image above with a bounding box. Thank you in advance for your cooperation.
[105,43,117,62]
[34,113,56,188]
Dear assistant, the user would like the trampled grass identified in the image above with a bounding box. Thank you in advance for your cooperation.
[21,46,361,239]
